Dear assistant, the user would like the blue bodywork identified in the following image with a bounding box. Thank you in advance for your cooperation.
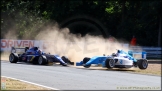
[76,50,146,67]
[76,56,110,67]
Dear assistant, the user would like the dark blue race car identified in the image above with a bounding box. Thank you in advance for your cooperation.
[9,47,74,66]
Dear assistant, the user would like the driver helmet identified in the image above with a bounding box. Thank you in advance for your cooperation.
[117,50,121,53]
[116,50,121,56]
[37,49,42,55]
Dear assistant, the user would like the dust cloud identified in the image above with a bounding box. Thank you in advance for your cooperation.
[1,26,18,61]
[35,23,131,63]
[1,16,138,62]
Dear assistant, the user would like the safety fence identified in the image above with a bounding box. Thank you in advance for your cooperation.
[130,46,161,59]
[1,39,161,59]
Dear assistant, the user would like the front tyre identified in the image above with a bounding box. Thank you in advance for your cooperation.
[83,57,90,64]
[105,58,115,68]
[38,56,47,65]
[137,59,148,69]
[83,57,91,68]
[9,53,18,63]
[61,56,74,65]
[84,64,91,68]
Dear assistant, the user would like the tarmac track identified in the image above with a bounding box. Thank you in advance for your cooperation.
[1,61,161,90]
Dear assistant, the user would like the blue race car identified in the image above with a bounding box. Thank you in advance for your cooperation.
[76,49,148,69]
[9,47,74,66]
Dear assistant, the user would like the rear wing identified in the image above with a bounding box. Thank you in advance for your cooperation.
[11,47,29,53]
[128,51,146,59]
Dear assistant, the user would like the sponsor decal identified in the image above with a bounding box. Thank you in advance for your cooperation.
[1,39,34,48]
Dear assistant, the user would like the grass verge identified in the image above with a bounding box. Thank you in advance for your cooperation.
[1,77,52,90]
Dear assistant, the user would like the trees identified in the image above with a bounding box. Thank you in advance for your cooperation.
[1,0,161,46]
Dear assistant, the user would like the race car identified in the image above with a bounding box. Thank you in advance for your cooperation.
[76,49,148,69]
[9,46,74,66]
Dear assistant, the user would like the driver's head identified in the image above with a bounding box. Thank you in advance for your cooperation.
[117,50,120,53]
[37,49,42,54]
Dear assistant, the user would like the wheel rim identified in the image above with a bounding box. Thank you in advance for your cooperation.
[142,60,147,68]
[109,59,114,67]
[38,57,43,64]
[9,54,14,62]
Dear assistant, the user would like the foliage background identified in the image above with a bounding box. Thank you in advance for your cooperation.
[1,0,161,46]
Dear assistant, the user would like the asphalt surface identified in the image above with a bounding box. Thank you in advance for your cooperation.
[1,61,161,90]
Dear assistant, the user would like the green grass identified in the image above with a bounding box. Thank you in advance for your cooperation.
[1,77,51,90]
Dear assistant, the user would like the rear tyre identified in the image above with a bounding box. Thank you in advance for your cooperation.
[137,59,148,69]
[9,53,18,63]
[105,58,115,68]
[38,56,47,65]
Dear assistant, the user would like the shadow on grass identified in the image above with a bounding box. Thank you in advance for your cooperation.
[148,61,161,64]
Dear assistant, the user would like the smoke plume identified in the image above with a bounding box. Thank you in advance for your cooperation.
[34,23,131,63]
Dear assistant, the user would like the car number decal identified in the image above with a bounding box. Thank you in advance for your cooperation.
[120,60,123,64]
